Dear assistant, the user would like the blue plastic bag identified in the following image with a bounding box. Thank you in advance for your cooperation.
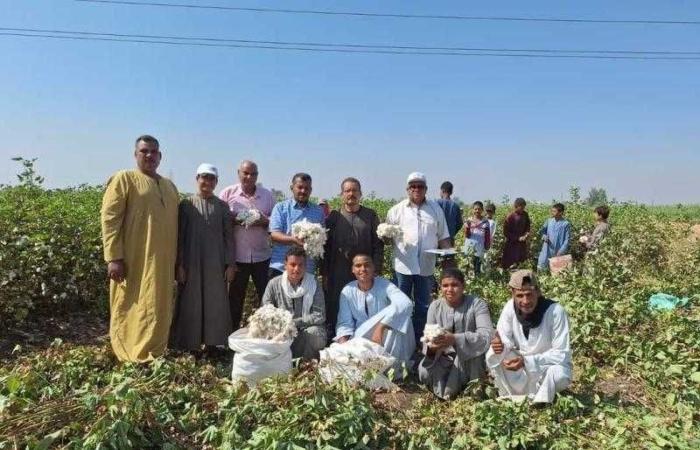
[648,293,689,311]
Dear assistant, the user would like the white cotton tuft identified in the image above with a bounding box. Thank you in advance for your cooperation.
[291,219,327,259]
[376,223,403,242]
[236,209,262,228]
[421,324,446,344]
[247,304,298,342]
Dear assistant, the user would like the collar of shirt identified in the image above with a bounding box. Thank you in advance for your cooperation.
[408,199,426,208]
[293,200,310,209]
[232,183,261,199]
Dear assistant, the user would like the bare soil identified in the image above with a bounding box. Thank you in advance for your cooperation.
[0,311,108,362]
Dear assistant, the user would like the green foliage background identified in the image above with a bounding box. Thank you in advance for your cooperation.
[1,162,699,448]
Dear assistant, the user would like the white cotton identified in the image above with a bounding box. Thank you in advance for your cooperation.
[579,235,589,244]
[236,209,262,228]
[319,338,397,390]
[291,219,327,259]
[421,324,446,344]
[376,223,403,242]
[247,304,298,342]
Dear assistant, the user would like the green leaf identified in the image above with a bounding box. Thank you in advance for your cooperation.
[690,372,700,384]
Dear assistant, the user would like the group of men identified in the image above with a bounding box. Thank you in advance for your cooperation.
[101,135,577,403]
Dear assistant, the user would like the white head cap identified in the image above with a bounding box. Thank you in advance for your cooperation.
[406,171,427,185]
[196,163,218,177]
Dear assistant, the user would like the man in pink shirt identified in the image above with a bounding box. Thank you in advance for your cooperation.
[219,160,275,330]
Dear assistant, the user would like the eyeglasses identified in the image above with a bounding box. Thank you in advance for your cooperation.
[408,184,426,190]
[241,171,258,176]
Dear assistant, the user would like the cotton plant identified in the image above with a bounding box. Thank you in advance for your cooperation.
[421,324,447,344]
[236,209,262,228]
[247,304,298,342]
[291,219,327,259]
[377,223,403,242]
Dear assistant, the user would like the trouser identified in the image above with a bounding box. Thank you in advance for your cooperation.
[228,259,270,330]
[473,257,482,276]
[268,268,283,279]
[394,272,433,343]
[291,325,327,360]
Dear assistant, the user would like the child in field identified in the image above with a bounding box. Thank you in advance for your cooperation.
[537,203,571,271]
[171,164,236,355]
[485,203,497,241]
[463,201,491,275]
[581,205,610,250]
[501,198,531,270]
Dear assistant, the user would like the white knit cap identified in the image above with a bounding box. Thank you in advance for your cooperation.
[196,163,218,177]
[406,171,427,185]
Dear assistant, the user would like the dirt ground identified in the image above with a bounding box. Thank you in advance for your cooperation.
[0,311,108,362]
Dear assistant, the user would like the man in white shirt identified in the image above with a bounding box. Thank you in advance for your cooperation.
[486,270,572,403]
[385,172,451,343]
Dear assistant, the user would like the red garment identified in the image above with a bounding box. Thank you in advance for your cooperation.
[501,211,531,269]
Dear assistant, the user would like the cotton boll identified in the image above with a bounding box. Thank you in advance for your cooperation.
[291,219,327,259]
[377,223,403,242]
[247,304,298,341]
[421,324,446,343]
[237,209,262,228]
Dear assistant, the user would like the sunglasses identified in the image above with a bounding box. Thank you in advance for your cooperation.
[408,184,426,190]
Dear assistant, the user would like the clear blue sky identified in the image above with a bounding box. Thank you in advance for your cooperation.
[1,0,699,203]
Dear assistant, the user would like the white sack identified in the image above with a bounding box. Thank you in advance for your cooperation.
[229,328,293,387]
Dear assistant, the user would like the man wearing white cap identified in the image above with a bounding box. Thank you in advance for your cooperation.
[486,270,572,403]
[170,163,236,354]
[385,172,451,343]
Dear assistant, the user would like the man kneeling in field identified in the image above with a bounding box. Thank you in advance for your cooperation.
[486,270,572,403]
[335,254,415,371]
[262,246,326,360]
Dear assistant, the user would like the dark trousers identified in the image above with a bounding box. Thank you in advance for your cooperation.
[268,268,283,279]
[394,272,433,343]
[229,259,270,330]
[473,257,482,276]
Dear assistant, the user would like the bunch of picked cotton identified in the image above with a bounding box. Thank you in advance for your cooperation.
[247,304,298,342]
[377,223,403,242]
[291,219,327,259]
[579,235,589,244]
[237,209,261,228]
[421,324,446,344]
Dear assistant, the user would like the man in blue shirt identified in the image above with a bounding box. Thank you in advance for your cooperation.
[269,173,325,278]
[436,181,463,247]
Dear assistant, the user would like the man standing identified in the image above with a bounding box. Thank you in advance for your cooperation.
[262,247,326,360]
[101,135,179,362]
[269,173,324,278]
[219,160,275,330]
[386,172,451,342]
[436,181,463,247]
[171,164,235,353]
[323,177,383,336]
[502,198,531,270]
[486,270,572,403]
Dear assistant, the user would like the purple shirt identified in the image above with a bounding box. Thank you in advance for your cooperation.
[218,183,274,263]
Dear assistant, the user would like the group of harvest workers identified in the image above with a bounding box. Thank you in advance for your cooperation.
[100,135,610,403]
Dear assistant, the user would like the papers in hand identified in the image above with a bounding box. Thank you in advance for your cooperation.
[423,248,457,256]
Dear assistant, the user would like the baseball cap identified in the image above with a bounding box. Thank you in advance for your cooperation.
[508,269,539,290]
[406,172,427,185]
[196,163,218,177]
